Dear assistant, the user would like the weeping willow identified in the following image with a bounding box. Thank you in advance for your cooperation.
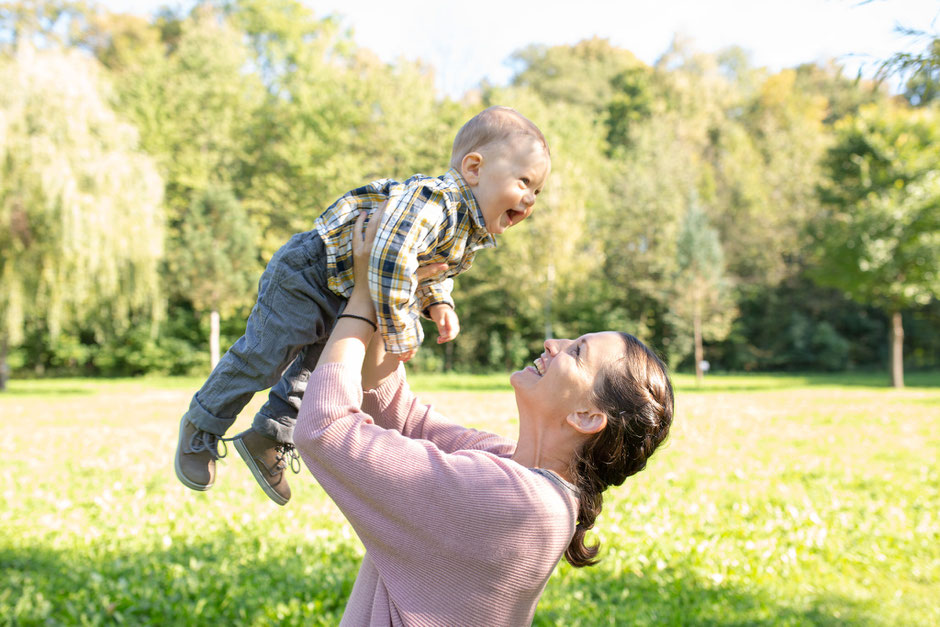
[0,44,164,345]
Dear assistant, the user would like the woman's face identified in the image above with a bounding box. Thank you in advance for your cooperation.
[510,332,626,417]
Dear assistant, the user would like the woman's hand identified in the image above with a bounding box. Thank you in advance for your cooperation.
[348,204,385,312]
[315,205,386,370]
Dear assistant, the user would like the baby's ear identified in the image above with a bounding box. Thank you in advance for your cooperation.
[460,152,483,184]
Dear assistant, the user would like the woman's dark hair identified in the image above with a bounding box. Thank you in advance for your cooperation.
[565,332,674,568]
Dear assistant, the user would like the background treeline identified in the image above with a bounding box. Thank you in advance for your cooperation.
[1,0,938,388]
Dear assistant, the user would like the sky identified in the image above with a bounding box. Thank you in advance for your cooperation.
[105,0,940,97]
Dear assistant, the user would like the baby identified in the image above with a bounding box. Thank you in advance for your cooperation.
[175,106,551,505]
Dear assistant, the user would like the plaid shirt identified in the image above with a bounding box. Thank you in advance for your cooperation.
[315,169,495,354]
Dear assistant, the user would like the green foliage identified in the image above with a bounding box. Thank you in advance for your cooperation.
[812,103,940,311]
[1,377,937,624]
[510,37,644,111]
[174,185,258,316]
[711,278,885,372]
[670,198,733,370]
[0,0,90,50]
[0,44,164,345]
[902,37,940,106]
[1,3,938,376]
[101,3,264,234]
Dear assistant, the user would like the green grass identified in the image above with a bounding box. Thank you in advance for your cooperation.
[1,372,938,625]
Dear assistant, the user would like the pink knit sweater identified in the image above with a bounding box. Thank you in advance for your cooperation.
[294,362,579,627]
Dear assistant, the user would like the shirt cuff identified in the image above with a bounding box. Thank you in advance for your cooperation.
[421,300,454,319]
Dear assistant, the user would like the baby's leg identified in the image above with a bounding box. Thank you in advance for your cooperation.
[181,231,336,437]
[227,233,344,504]
[177,231,341,495]
[250,338,328,444]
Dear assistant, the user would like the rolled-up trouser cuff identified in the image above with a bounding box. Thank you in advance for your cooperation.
[252,410,294,444]
[183,395,238,437]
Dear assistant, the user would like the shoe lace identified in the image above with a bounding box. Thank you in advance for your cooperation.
[275,443,302,474]
[190,429,228,460]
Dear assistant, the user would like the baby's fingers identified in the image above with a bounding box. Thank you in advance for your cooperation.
[436,319,459,343]
[398,348,418,363]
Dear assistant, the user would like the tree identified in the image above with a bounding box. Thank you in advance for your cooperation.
[98,4,264,238]
[673,197,733,383]
[452,86,609,369]
[875,23,940,107]
[224,0,374,254]
[0,0,90,50]
[509,37,644,112]
[901,36,940,107]
[173,186,257,368]
[718,67,829,284]
[811,103,940,387]
[0,44,163,388]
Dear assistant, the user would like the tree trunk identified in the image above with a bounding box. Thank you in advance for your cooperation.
[890,310,904,389]
[0,332,8,392]
[544,262,555,340]
[693,303,704,386]
[210,310,221,370]
[444,341,454,373]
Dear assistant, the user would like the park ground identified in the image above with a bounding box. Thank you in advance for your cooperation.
[1,371,938,625]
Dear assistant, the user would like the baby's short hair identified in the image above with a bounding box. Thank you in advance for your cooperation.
[450,106,550,170]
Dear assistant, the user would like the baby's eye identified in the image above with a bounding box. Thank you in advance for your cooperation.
[520,177,530,185]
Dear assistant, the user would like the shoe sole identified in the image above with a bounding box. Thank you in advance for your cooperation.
[233,436,289,506]
[174,418,213,491]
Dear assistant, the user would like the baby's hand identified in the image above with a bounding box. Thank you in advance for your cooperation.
[416,262,448,283]
[397,348,418,363]
[428,304,459,344]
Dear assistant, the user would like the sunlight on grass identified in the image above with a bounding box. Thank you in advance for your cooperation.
[1,373,937,625]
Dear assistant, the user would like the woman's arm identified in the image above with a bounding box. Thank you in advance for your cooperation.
[314,210,377,371]
[360,311,514,456]
[295,211,576,621]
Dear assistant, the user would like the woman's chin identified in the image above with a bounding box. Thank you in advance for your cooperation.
[509,366,538,390]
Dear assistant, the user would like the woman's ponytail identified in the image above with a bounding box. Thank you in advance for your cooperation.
[563,333,674,568]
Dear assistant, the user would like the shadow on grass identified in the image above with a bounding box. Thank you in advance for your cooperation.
[536,565,877,626]
[0,539,887,626]
[0,533,359,625]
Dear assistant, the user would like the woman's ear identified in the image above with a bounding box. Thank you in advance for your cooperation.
[566,409,607,435]
[460,152,483,185]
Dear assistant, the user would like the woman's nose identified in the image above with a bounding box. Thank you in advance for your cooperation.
[544,338,570,355]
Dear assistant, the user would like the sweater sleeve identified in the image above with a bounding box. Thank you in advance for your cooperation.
[361,363,516,457]
[294,363,577,621]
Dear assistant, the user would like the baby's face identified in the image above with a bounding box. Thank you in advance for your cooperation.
[467,139,550,235]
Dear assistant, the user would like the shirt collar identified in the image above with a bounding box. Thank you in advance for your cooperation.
[445,168,494,244]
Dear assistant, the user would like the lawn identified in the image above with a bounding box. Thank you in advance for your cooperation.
[1,371,938,625]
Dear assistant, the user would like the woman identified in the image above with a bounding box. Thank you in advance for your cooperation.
[294,211,674,626]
